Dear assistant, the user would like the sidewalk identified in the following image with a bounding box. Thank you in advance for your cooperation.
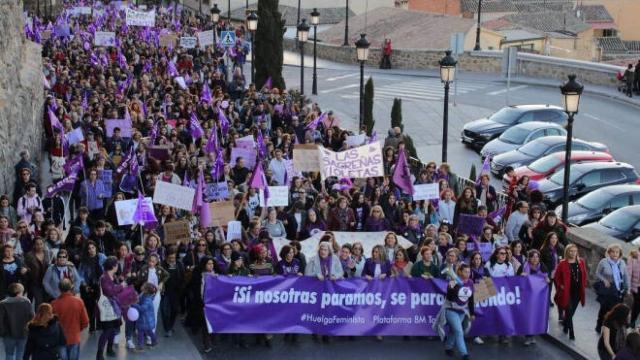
[545,288,600,360]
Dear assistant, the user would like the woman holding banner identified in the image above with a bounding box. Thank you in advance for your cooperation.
[434,263,474,360]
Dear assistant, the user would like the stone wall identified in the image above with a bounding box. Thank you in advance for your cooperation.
[567,227,634,285]
[0,0,44,198]
[286,38,623,86]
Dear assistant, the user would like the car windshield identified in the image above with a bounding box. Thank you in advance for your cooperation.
[488,108,522,125]
[600,211,639,232]
[499,126,530,144]
[575,190,610,210]
[548,168,583,185]
[528,155,562,173]
[517,140,549,157]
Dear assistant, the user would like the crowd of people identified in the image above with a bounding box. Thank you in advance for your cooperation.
[2,1,640,360]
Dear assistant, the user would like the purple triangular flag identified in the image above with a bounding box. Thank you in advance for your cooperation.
[218,107,229,136]
[476,156,491,186]
[306,112,326,130]
[63,154,84,175]
[45,172,78,197]
[392,149,415,195]
[192,169,205,213]
[132,191,157,230]
[189,112,204,140]
[201,82,212,104]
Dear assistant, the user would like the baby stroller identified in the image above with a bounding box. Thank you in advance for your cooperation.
[616,71,626,92]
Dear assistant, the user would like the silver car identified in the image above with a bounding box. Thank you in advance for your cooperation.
[480,121,567,159]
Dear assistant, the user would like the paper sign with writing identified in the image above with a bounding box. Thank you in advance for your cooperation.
[197,30,214,47]
[235,135,255,150]
[413,183,440,201]
[320,141,383,179]
[266,186,289,207]
[66,127,85,145]
[180,36,197,49]
[293,144,320,172]
[153,181,196,211]
[159,33,177,47]
[204,182,230,201]
[163,220,191,245]
[87,141,100,159]
[126,8,156,27]
[230,147,256,169]
[208,200,236,227]
[94,31,116,46]
[115,197,153,225]
[174,76,187,90]
[473,277,498,303]
[346,134,366,147]
[105,118,133,137]
[226,221,242,241]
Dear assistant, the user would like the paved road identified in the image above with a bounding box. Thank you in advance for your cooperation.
[280,53,640,190]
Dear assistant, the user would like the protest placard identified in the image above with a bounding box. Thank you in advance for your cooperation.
[87,141,100,159]
[147,145,172,161]
[94,31,116,46]
[266,186,289,207]
[226,221,242,241]
[346,134,366,147]
[41,30,52,40]
[204,182,229,201]
[153,181,195,211]
[473,277,498,303]
[413,183,440,201]
[320,141,383,179]
[98,169,113,198]
[159,33,177,47]
[163,220,191,245]
[197,30,214,47]
[457,214,486,237]
[467,241,493,261]
[125,8,156,27]
[208,201,236,227]
[235,135,254,150]
[66,127,85,145]
[293,144,320,172]
[115,197,153,225]
[69,6,92,16]
[105,119,133,137]
[230,147,256,169]
[174,76,187,90]
[180,36,197,49]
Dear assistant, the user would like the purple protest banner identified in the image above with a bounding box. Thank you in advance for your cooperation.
[204,275,548,336]
[456,214,486,237]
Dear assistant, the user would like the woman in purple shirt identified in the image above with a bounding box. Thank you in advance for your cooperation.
[275,245,302,276]
[362,245,392,280]
[364,205,391,231]
[97,257,124,360]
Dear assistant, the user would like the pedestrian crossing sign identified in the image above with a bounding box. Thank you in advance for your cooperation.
[220,31,236,47]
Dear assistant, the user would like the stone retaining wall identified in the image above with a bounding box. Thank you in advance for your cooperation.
[286,38,623,86]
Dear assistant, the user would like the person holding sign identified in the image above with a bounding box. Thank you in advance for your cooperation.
[434,263,475,360]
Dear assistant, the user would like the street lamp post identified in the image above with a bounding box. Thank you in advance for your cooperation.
[297,0,302,27]
[439,50,457,163]
[355,34,370,130]
[560,74,584,224]
[246,11,258,85]
[297,19,310,95]
[343,0,349,46]
[210,4,220,45]
[311,8,320,95]
[199,0,202,17]
[474,0,483,51]
[227,0,231,25]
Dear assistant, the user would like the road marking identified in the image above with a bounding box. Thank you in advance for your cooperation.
[487,85,528,96]
[584,113,625,131]
[319,83,359,94]
[326,74,358,82]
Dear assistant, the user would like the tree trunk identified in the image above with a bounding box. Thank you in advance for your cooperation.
[255,0,286,90]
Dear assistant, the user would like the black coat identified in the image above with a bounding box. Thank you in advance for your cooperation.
[24,317,67,360]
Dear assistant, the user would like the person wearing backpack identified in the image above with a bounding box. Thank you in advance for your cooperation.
[24,303,67,360]
[16,183,43,224]
[0,283,34,360]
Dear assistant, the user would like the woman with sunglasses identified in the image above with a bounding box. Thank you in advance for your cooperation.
[0,244,28,300]
[350,242,367,277]
[485,247,515,343]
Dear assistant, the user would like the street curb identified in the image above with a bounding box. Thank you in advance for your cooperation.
[541,334,590,360]
[506,78,640,109]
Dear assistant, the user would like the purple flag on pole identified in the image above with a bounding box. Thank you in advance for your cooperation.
[263,76,272,91]
[48,109,64,133]
[201,82,212,104]
[167,60,178,77]
[63,154,84,175]
[476,156,491,185]
[204,123,218,153]
[392,150,414,195]
[132,191,158,230]
[218,107,229,136]
[81,93,89,111]
[306,112,326,130]
[211,148,225,180]
[489,206,507,222]
[189,112,205,140]
[256,130,266,159]
[116,147,134,174]
[368,131,378,144]
[192,169,205,214]
[200,194,212,228]
[45,173,78,197]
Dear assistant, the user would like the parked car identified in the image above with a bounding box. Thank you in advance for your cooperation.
[555,185,640,226]
[490,136,608,176]
[461,105,567,150]
[537,162,640,207]
[503,151,614,184]
[583,205,640,242]
[480,121,567,159]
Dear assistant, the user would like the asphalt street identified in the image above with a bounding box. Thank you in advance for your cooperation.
[280,53,640,189]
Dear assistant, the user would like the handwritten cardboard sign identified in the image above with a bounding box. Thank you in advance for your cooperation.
[266,186,289,207]
[204,182,230,201]
[163,220,191,245]
[413,183,440,201]
[320,141,383,179]
[153,181,195,211]
[208,200,236,227]
[115,197,153,226]
[293,144,320,172]
[180,36,197,49]
[197,30,214,47]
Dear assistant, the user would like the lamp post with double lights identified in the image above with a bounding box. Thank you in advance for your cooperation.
[560,74,584,224]
[355,33,370,130]
[246,11,258,85]
[297,19,310,95]
[311,8,320,95]
[210,4,221,46]
[439,50,457,163]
